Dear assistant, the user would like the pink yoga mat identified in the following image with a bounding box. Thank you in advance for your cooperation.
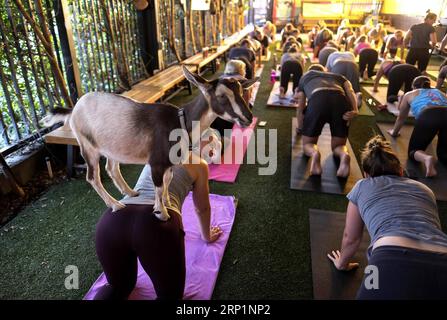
[208,117,258,183]
[84,193,237,300]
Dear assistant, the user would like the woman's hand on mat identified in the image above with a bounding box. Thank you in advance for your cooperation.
[387,129,400,137]
[327,250,359,271]
[206,226,223,243]
[343,111,358,121]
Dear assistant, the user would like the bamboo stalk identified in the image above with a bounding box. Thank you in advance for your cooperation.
[32,0,73,107]
[87,0,107,89]
[120,1,134,81]
[117,0,132,82]
[211,13,216,45]
[5,0,40,130]
[0,112,10,146]
[197,10,203,49]
[31,22,55,108]
[75,1,95,90]
[114,0,132,88]
[0,153,25,198]
[169,0,181,61]
[94,0,115,91]
[0,17,31,135]
[13,0,73,107]
[44,0,65,74]
[83,0,104,89]
[0,63,21,141]
[21,12,47,117]
[71,1,90,93]
[128,4,144,80]
[129,5,146,79]
[32,0,63,106]
[187,0,197,53]
[216,0,222,39]
[99,0,131,90]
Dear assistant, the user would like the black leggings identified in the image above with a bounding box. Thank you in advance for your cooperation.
[357,246,447,299]
[408,107,447,163]
[387,64,421,103]
[406,47,431,72]
[94,205,185,300]
[280,60,303,94]
[359,48,378,78]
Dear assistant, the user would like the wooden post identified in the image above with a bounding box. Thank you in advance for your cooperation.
[154,0,164,70]
[57,0,82,99]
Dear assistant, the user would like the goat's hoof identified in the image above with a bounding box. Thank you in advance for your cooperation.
[154,210,170,221]
[126,189,140,197]
[111,201,126,212]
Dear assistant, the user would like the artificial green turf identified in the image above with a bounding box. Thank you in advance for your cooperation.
[1,49,447,300]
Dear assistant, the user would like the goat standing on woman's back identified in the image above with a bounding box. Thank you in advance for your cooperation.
[43,66,256,221]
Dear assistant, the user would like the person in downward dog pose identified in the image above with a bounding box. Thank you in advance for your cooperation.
[279,44,305,99]
[388,76,447,177]
[294,64,358,177]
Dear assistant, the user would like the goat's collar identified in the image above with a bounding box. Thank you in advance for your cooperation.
[178,108,192,151]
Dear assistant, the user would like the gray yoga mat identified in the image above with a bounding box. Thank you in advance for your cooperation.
[309,209,370,300]
[290,118,363,195]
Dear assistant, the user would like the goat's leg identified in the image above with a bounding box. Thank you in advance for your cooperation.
[105,158,139,197]
[80,143,125,212]
[151,165,170,221]
[162,167,173,207]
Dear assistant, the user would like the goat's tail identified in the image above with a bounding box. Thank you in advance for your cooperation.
[41,107,73,127]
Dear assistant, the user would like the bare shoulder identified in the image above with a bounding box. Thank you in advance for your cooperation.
[182,155,209,183]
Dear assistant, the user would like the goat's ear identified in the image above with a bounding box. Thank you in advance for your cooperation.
[241,77,259,90]
[182,65,210,89]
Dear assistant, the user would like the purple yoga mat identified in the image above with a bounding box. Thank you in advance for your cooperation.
[84,193,236,300]
[208,117,258,183]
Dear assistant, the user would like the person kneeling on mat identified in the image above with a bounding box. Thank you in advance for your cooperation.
[94,151,223,300]
[294,64,358,177]
[373,61,421,110]
[279,44,305,99]
[328,135,447,299]
[388,76,447,177]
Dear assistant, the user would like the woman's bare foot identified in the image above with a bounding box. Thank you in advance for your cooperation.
[310,151,322,176]
[337,153,351,178]
[424,156,438,177]
[362,69,368,80]
[279,87,286,99]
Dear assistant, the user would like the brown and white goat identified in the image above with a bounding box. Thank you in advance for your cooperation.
[42,66,256,221]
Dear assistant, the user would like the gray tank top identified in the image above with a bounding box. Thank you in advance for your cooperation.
[121,165,193,215]
[347,175,447,258]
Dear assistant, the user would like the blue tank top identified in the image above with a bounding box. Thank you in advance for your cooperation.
[410,89,447,118]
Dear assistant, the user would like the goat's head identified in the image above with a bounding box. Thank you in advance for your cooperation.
[183,66,256,127]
